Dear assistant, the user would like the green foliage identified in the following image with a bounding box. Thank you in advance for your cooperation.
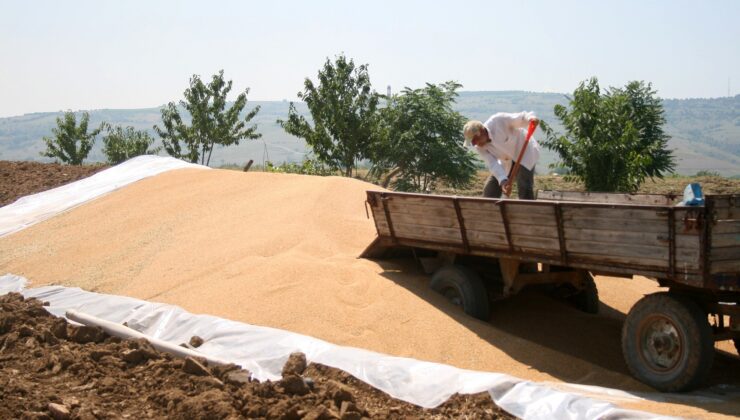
[278,54,379,177]
[264,158,335,176]
[41,111,103,165]
[101,125,161,164]
[370,82,477,192]
[154,70,261,166]
[541,78,675,192]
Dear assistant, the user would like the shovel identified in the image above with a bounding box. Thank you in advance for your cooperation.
[503,119,538,198]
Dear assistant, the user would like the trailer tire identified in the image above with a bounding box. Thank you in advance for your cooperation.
[622,292,714,392]
[430,265,490,320]
[570,272,599,314]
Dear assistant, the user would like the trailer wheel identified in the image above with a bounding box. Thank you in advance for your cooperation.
[430,265,489,320]
[570,272,599,314]
[622,292,714,392]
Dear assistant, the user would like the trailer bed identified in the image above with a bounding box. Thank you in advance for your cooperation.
[363,190,740,292]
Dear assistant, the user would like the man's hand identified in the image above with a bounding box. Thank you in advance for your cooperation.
[501,178,513,197]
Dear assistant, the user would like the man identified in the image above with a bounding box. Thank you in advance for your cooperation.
[463,112,540,199]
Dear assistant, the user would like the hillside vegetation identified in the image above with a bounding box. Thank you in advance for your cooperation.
[1,92,738,176]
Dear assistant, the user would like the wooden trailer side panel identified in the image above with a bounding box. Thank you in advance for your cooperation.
[364,191,716,286]
[708,195,740,291]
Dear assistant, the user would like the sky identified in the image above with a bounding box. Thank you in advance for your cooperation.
[1,0,738,118]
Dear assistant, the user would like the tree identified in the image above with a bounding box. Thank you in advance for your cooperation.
[102,125,161,164]
[541,78,675,192]
[42,111,103,165]
[278,54,379,177]
[370,82,477,192]
[154,70,261,166]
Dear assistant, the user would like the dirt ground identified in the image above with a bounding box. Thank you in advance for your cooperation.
[0,162,510,419]
[0,161,110,207]
[0,292,507,419]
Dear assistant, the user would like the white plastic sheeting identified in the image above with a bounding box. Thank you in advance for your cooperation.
[0,155,207,237]
[0,274,677,420]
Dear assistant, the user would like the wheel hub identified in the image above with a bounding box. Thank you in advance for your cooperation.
[442,288,463,307]
[641,317,682,371]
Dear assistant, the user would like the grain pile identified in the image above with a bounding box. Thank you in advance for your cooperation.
[1,168,739,418]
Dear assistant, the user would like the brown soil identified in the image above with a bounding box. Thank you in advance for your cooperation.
[0,160,510,419]
[0,161,109,207]
[0,292,508,419]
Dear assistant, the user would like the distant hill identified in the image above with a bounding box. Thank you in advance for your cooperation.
[0,92,738,176]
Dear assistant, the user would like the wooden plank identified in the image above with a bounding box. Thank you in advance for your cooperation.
[384,212,460,229]
[563,216,668,233]
[463,218,506,234]
[507,223,560,239]
[386,202,458,218]
[510,234,561,251]
[563,228,670,247]
[675,234,700,250]
[460,207,503,220]
[562,206,668,221]
[467,230,509,247]
[505,203,557,217]
[507,211,557,226]
[715,207,738,221]
[714,221,740,234]
[710,246,740,261]
[537,190,677,206]
[711,260,740,274]
[374,220,391,236]
[713,233,740,248]
[568,251,669,269]
[383,195,454,206]
[566,240,669,262]
[458,199,507,210]
[391,222,462,243]
[709,195,740,209]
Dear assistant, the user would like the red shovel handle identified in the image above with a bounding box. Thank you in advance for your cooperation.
[505,119,538,197]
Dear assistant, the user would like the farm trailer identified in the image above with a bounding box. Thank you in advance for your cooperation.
[361,190,740,392]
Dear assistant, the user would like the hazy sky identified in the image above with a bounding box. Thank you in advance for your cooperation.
[1,0,738,117]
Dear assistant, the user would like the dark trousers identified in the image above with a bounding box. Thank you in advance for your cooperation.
[483,165,535,200]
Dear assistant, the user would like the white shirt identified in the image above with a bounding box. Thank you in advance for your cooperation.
[473,111,540,184]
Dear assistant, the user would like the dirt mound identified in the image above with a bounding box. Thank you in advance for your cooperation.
[0,160,109,207]
[0,292,508,419]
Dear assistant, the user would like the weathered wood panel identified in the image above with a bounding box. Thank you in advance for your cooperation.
[467,231,509,247]
[391,222,463,243]
[508,223,560,239]
[507,211,557,226]
[713,233,740,248]
[563,228,669,247]
[386,202,458,218]
[463,218,506,234]
[567,252,669,270]
[715,207,738,221]
[510,234,560,251]
[460,207,504,221]
[563,217,668,233]
[711,260,740,274]
[714,221,740,235]
[710,246,740,261]
[562,207,668,221]
[382,212,460,229]
[709,195,740,209]
[566,240,669,262]
[675,234,701,250]
[537,190,677,206]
